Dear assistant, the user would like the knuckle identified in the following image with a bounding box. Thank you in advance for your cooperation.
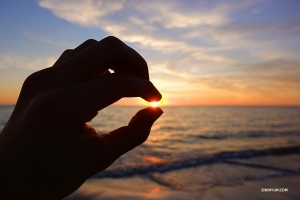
[23,71,42,88]
[62,49,72,55]
[25,90,65,123]
[21,68,53,96]
[102,36,124,47]
[84,39,97,45]
[30,90,62,109]
[18,70,52,105]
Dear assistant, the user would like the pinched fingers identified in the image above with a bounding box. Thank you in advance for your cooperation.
[56,72,161,124]
[16,37,148,114]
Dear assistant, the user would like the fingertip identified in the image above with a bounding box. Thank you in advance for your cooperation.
[150,82,162,101]
[153,90,162,102]
[148,106,164,122]
[121,74,162,102]
[142,82,162,102]
[128,107,163,128]
[146,106,164,118]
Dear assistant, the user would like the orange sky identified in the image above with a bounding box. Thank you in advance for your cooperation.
[1,1,300,106]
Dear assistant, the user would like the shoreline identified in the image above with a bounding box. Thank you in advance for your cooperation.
[65,153,300,199]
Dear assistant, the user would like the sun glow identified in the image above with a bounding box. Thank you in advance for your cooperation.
[139,95,168,107]
[150,102,159,107]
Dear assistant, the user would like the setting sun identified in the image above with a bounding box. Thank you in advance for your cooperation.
[150,102,159,107]
[138,94,168,107]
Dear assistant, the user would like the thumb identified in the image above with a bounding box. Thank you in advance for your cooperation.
[102,107,163,163]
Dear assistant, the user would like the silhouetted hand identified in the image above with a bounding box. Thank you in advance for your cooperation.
[0,36,163,199]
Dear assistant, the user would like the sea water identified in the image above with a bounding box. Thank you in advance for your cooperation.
[1,106,300,179]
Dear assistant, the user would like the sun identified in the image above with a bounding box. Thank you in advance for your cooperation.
[150,102,159,107]
[139,94,168,107]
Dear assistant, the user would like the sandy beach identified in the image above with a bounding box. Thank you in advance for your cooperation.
[65,153,300,199]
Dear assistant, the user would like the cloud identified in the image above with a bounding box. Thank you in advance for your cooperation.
[132,1,229,29]
[188,58,300,99]
[36,0,270,72]
[38,0,125,27]
[36,0,300,57]
[0,54,57,70]
[37,0,300,105]
[37,0,233,54]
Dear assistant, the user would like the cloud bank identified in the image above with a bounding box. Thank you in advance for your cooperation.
[36,0,300,105]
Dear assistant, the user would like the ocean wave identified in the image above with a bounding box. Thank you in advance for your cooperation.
[194,130,300,140]
[158,126,190,131]
[94,145,300,179]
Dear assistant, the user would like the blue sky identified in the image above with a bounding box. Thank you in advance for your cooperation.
[1,0,300,105]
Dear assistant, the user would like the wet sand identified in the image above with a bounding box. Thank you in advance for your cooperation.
[65,154,300,199]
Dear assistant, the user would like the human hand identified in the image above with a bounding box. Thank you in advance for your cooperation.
[0,36,162,199]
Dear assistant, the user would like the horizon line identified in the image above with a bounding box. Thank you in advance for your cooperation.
[1,104,300,107]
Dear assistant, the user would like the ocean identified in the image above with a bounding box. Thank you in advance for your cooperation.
[1,106,300,198]
[88,106,300,178]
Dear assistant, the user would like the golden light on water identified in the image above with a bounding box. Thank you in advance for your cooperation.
[142,156,167,164]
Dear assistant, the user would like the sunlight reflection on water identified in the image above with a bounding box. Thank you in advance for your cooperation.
[84,106,300,174]
[1,106,300,176]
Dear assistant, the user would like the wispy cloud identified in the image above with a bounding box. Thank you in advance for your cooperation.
[23,31,68,46]
[38,0,124,27]
[37,0,234,53]
[0,54,56,70]
[37,0,300,105]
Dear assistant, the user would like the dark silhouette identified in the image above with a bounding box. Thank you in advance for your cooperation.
[0,36,163,199]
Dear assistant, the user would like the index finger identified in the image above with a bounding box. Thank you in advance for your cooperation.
[58,72,161,123]
[54,36,149,87]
